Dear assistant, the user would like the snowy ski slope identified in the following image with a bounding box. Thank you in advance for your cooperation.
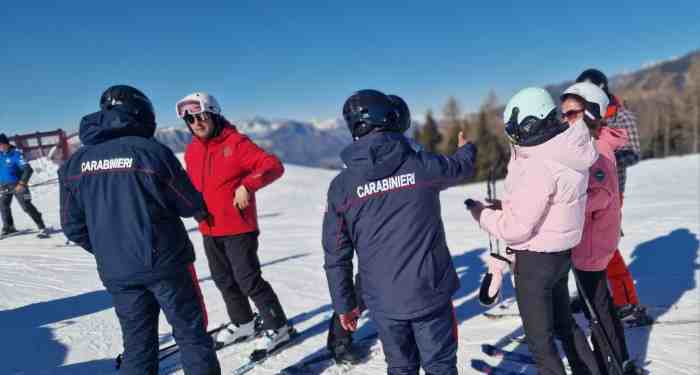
[0,154,698,374]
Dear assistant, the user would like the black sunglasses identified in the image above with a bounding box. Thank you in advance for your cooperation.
[183,113,210,125]
[561,109,584,122]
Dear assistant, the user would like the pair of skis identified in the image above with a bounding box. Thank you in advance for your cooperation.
[115,324,230,370]
[0,228,51,240]
[277,332,379,374]
[233,329,381,374]
[484,306,698,328]
[229,328,300,375]
[471,344,537,375]
[154,325,300,375]
[0,229,35,240]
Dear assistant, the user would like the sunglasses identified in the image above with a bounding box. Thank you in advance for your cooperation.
[561,109,584,122]
[183,112,210,125]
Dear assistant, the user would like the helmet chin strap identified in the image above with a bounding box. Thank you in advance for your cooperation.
[505,107,521,144]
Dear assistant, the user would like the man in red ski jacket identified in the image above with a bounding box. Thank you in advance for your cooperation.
[178,92,292,358]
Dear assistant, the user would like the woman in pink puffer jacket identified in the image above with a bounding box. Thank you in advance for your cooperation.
[467,87,600,375]
[563,82,641,375]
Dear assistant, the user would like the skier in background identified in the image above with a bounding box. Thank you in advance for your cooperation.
[0,133,49,238]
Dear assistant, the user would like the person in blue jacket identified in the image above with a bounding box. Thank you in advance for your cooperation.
[59,85,221,375]
[0,134,48,237]
[322,89,477,375]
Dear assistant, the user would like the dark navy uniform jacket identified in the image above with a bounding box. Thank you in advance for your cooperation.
[59,107,207,287]
[323,131,477,319]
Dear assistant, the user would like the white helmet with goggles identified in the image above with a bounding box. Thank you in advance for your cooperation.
[176,92,222,119]
[560,82,609,120]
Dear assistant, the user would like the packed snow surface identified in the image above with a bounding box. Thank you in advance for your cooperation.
[1,154,698,374]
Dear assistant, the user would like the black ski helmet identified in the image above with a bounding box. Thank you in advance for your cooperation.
[342,89,400,139]
[100,85,156,125]
[576,69,610,98]
[388,94,411,133]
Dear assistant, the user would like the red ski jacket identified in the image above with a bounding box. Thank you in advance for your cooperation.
[184,123,284,236]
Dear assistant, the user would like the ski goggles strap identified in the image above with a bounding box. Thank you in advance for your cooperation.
[176,99,205,118]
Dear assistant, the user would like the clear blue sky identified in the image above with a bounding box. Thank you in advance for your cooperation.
[2,1,699,134]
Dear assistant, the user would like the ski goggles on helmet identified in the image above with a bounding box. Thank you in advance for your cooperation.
[176,99,206,118]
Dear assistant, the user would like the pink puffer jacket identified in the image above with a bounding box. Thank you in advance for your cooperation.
[572,127,628,271]
[479,121,598,253]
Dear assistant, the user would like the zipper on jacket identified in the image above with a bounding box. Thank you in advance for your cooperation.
[201,143,211,232]
[201,144,208,188]
[151,248,157,268]
[208,153,213,177]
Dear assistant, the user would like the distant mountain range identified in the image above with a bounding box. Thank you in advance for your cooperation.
[547,50,699,102]
[150,49,700,168]
[154,117,351,169]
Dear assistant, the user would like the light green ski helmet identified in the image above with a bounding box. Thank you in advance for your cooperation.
[503,87,556,124]
[503,87,557,145]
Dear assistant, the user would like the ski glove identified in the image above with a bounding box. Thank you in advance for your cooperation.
[479,253,514,307]
[339,307,360,332]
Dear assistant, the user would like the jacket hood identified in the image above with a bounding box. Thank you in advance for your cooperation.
[514,119,598,172]
[79,107,156,146]
[597,126,628,152]
[340,131,411,180]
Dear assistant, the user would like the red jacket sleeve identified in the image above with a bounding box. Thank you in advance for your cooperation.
[238,137,284,192]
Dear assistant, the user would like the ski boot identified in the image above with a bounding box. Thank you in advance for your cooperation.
[330,337,362,365]
[622,359,644,374]
[617,304,654,327]
[1,226,17,236]
[37,227,51,239]
[250,324,294,361]
[214,313,261,348]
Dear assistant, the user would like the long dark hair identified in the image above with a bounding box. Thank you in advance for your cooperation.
[565,95,606,138]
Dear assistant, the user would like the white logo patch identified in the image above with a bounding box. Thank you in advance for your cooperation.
[81,158,134,173]
[356,173,416,198]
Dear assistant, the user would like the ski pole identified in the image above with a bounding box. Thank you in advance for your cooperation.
[573,271,624,375]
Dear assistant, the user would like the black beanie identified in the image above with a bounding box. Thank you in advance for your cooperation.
[0,134,9,145]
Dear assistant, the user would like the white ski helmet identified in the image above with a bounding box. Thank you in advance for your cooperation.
[502,87,558,145]
[560,82,609,120]
[175,92,222,118]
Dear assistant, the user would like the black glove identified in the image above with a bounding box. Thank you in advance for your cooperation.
[193,210,211,224]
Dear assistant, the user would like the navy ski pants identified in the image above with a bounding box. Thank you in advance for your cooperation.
[107,265,220,375]
[372,302,458,375]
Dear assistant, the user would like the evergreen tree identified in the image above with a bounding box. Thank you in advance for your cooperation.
[419,110,442,153]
